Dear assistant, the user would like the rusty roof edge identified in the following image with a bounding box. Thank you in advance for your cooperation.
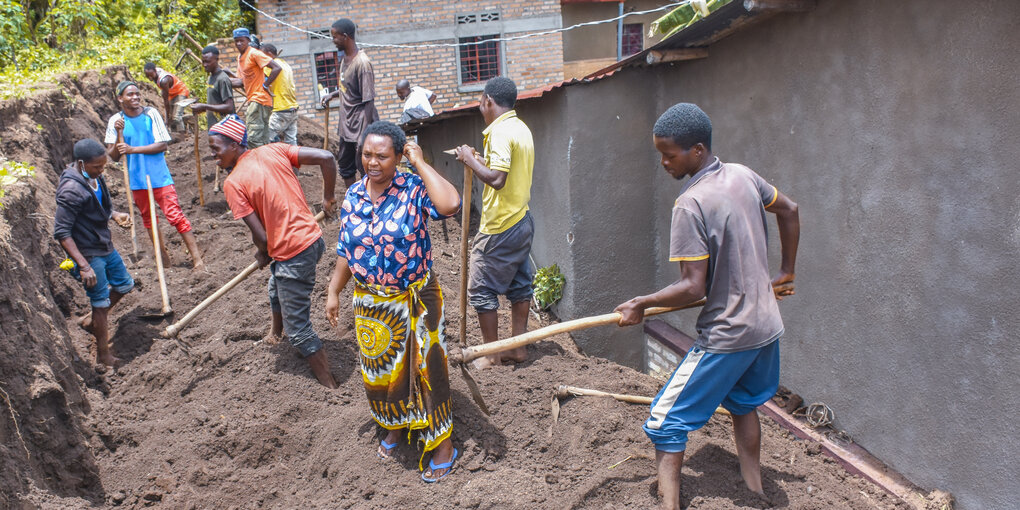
[403,70,620,133]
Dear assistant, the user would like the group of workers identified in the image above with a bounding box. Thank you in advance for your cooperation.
[52,14,800,507]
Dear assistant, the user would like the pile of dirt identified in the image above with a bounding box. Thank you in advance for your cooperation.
[2,67,908,509]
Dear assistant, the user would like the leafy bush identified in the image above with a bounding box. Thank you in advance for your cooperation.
[533,264,566,310]
[0,158,36,207]
[649,0,733,38]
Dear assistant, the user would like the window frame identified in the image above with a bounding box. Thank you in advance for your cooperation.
[621,23,644,57]
[312,49,341,107]
[457,34,503,91]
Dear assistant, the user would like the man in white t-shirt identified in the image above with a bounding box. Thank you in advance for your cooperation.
[396,79,436,124]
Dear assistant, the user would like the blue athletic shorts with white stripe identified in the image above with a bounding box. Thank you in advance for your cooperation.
[643,339,780,453]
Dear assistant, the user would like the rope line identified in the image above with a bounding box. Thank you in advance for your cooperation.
[240,0,690,49]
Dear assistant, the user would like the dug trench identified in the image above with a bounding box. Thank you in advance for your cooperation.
[0,67,907,509]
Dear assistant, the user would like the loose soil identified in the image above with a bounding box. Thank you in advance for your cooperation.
[1,68,907,509]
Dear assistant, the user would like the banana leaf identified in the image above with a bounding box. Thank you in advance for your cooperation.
[649,0,733,38]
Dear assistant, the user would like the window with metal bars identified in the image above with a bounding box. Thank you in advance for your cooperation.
[621,23,643,56]
[314,51,339,99]
[459,35,500,85]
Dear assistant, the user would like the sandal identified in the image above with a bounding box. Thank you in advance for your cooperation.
[421,448,459,483]
[378,439,397,460]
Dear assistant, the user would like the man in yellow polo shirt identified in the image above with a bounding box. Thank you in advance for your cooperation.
[262,44,299,146]
[454,76,535,368]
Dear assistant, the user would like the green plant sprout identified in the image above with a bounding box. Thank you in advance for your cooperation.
[533,264,566,311]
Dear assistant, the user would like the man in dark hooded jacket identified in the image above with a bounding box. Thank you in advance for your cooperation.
[54,138,134,367]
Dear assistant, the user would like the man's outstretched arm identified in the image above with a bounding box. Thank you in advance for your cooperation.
[614,259,708,326]
[295,147,338,216]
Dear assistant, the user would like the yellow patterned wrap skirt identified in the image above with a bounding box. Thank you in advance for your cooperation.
[353,272,453,454]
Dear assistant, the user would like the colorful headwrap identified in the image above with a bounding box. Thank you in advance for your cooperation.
[209,114,247,146]
[232,27,251,40]
[116,80,137,97]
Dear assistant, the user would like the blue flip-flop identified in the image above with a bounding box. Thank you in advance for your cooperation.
[378,439,397,459]
[421,448,459,483]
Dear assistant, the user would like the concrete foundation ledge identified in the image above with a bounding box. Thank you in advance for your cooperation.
[641,319,954,510]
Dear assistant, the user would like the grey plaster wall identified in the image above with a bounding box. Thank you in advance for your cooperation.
[418,72,663,368]
[638,1,1019,508]
[416,94,579,340]
[416,1,1019,506]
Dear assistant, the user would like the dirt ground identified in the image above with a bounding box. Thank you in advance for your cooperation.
[0,68,908,509]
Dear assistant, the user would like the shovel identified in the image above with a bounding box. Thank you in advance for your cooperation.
[323,104,330,150]
[454,154,491,415]
[164,211,326,338]
[116,126,140,263]
[140,175,173,321]
[437,148,491,415]
[551,384,730,423]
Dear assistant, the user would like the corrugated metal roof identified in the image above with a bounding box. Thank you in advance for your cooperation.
[407,0,813,130]
[403,69,620,131]
[586,0,813,79]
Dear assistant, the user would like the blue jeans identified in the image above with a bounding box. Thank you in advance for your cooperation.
[74,250,135,308]
[267,238,325,357]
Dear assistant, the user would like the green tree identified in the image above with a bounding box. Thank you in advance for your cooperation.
[0,1,29,69]
[0,0,250,99]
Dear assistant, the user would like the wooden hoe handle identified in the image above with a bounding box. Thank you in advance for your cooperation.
[459,163,472,347]
[458,299,706,363]
[556,385,653,404]
[555,384,729,415]
[164,211,326,338]
[146,176,172,314]
[193,116,205,206]
[116,126,140,258]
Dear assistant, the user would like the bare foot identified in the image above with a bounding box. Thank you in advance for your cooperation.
[192,260,207,272]
[471,355,501,370]
[503,347,528,364]
[96,353,123,367]
[261,331,282,345]
[77,313,94,333]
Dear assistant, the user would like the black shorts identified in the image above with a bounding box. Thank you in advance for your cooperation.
[337,140,362,180]
[467,212,535,312]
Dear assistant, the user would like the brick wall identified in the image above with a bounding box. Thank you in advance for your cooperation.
[245,0,564,128]
[645,337,679,379]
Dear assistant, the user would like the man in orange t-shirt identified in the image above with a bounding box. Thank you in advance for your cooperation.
[208,115,340,388]
[144,62,192,132]
[231,28,280,149]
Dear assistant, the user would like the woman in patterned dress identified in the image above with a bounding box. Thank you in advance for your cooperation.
[325,121,462,482]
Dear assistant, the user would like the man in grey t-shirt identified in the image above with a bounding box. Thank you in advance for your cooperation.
[614,103,800,509]
[189,45,236,128]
